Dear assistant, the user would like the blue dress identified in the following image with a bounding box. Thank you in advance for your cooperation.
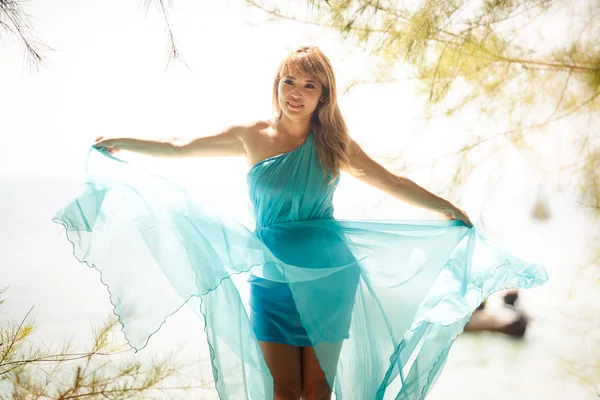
[53,132,547,399]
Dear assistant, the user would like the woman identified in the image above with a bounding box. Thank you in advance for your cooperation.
[57,46,547,399]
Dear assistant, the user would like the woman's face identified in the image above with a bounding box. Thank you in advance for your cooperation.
[277,69,324,121]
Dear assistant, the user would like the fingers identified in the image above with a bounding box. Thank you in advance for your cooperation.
[451,207,472,227]
[461,210,472,227]
[443,205,473,227]
[93,137,117,151]
[93,136,107,149]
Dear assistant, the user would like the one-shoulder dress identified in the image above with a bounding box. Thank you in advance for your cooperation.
[53,132,548,399]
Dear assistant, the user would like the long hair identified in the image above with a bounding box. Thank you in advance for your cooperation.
[272,46,351,182]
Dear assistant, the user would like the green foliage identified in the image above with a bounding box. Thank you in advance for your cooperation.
[0,0,184,70]
[0,288,201,399]
[248,0,600,213]
[247,1,600,395]
[0,0,49,71]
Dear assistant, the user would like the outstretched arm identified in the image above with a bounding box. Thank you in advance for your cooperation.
[93,125,247,158]
[343,139,472,226]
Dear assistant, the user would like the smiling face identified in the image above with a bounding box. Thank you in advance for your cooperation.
[271,46,349,180]
[277,69,324,121]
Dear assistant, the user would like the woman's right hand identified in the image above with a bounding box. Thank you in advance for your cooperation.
[89,124,248,159]
[93,136,122,154]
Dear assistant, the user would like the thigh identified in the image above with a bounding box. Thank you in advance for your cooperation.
[301,343,343,399]
[259,341,302,397]
[249,276,312,346]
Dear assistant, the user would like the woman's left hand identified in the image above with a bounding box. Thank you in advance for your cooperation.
[441,205,472,227]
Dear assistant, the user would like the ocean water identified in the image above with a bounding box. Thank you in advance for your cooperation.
[0,177,597,399]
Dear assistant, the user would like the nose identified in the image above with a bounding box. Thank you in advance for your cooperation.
[290,89,302,99]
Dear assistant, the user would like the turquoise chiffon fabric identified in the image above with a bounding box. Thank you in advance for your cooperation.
[53,133,547,399]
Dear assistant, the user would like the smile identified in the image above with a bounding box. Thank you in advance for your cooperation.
[287,102,304,109]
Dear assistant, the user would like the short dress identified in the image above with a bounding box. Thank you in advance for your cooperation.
[53,132,547,399]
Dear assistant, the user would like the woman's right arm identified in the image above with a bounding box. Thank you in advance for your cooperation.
[94,125,247,158]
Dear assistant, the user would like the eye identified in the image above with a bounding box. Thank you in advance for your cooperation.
[283,79,293,85]
[306,84,315,89]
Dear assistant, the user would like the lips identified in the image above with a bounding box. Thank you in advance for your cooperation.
[287,101,304,109]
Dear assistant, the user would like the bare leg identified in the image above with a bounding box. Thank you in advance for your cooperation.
[259,341,302,400]
[301,343,343,400]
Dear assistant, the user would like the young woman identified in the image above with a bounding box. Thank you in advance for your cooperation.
[59,45,547,400]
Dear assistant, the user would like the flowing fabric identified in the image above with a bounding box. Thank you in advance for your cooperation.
[53,133,547,399]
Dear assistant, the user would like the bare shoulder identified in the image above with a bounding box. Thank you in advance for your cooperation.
[200,119,270,148]
[239,120,288,167]
[235,120,271,142]
[237,119,274,150]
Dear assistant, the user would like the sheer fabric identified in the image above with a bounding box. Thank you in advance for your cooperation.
[54,133,547,399]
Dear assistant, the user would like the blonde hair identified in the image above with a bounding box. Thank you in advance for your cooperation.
[272,46,351,182]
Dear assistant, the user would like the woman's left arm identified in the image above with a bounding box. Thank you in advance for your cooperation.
[343,139,472,227]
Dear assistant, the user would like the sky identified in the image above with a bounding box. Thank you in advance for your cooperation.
[0,0,428,181]
[1,2,598,398]
[1,0,591,184]
[2,0,593,230]
[2,0,590,239]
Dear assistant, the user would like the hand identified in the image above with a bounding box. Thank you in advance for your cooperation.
[441,205,472,227]
[93,136,121,154]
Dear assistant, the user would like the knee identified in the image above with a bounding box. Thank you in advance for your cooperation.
[273,381,302,400]
[301,385,332,400]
